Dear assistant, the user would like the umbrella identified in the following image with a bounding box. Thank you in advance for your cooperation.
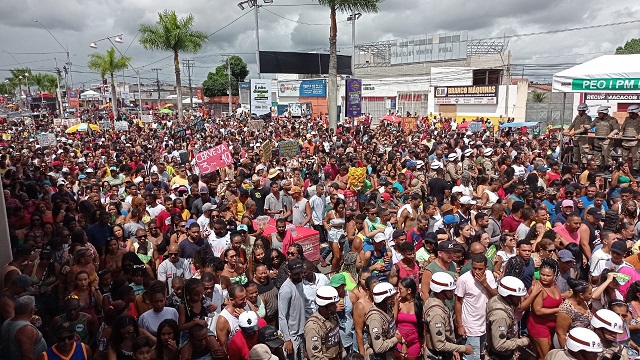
[66,123,100,133]
[380,115,402,122]
[458,122,486,130]
[159,108,173,114]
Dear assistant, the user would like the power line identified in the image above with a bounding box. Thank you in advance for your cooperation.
[261,7,349,26]
[207,11,253,38]
[472,19,640,41]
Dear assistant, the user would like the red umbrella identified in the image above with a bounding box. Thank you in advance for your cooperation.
[380,115,402,123]
[458,121,486,130]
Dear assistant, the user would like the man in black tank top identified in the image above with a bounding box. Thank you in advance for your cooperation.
[582,208,602,253]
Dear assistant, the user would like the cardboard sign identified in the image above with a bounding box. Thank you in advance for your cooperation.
[195,144,234,174]
[141,115,153,123]
[468,122,483,132]
[114,121,129,132]
[99,121,112,130]
[278,140,300,158]
[261,140,272,163]
[36,133,57,147]
[401,117,418,132]
[248,120,263,131]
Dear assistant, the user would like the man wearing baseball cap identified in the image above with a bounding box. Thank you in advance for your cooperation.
[591,240,639,296]
[556,249,577,294]
[328,273,355,351]
[421,240,458,300]
[258,326,285,356]
[278,258,306,360]
[40,321,92,360]
[227,311,267,360]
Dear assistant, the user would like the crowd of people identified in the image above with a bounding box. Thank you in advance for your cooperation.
[1,103,640,360]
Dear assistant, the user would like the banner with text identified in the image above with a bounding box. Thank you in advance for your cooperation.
[36,133,57,147]
[195,144,234,174]
[345,78,362,117]
[401,117,418,132]
[114,121,129,132]
[250,79,272,117]
[278,140,300,158]
[434,85,498,104]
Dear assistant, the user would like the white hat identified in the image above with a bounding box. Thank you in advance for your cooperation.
[447,153,458,161]
[464,148,473,156]
[451,186,464,194]
[430,272,456,293]
[566,327,602,353]
[483,148,493,156]
[85,168,94,173]
[459,196,476,205]
[315,286,339,306]
[591,309,624,334]
[597,106,609,114]
[498,276,527,297]
[373,233,387,243]
[249,344,278,360]
[238,311,259,332]
[415,160,425,169]
[430,161,443,170]
[372,282,396,303]
[56,179,67,186]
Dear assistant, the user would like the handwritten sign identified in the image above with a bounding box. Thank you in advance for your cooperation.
[114,121,129,132]
[468,122,483,132]
[401,117,417,132]
[36,133,57,147]
[99,121,112,130]
[278,140,300,158]
[261,140,272,163]
[195,144,234,174]
[248,120,263,131]
[141,115,153,123]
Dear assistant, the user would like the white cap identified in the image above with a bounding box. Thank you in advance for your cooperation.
[238,311,259,332]
[451,186,464,194]
[56,179,67,186]
[464,148,473,156]
[430,161,443,170]
[447,153,458,161]
[373,233,387,243]
[315,286,339,306]
[372,282,396,303]
[566,327,602,353]
[591,309,624,334]
[498,276,527,297]
[597,106,609,114]
[628,104,640,113]
[483,148,493,156]
[459,196,476,205]
[430,272,456,293]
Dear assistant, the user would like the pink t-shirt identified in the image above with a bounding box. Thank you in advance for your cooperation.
[616,264,640,298]
[454,269,497,336]
[553,225,580,244]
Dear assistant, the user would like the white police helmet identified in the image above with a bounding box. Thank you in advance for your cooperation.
[591,309,624,334]
[597,106,609,114]
[566,327,602,353]
[497,276,527,297]
[628,104,640,113]
[315,286,340,306]
[430,272,456,293]
[372,282,396,304]
[577,103,589,111]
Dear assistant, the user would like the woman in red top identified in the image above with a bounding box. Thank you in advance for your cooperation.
[388,242,420,287]
[528,258,562,360]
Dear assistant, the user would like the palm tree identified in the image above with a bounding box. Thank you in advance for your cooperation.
[6,68,32,97]
[31,73,59,94]
[87,47,131,119]
[317,0,382,129]
[138,10,208,120]
[531,90,547,103]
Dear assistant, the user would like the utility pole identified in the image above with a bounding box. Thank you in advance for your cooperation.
[347,13,361,75]
[54,65,63,115]
[183,59,195,110]
[228,55,233,115]
[152,68,162,110]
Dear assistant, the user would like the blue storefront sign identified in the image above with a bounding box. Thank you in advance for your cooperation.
[299,79,326,97]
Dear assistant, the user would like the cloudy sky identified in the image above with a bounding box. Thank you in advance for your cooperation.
[1,0,639,89]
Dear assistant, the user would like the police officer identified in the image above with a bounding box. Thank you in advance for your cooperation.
[564,103,592,165]
[428,161,443,180]
[462,149,478,178]
[485,276,530,360]
[620,104,640,175]
[590,309,629,360]
[305,286,345,360]
[423,272,472,360]
[545,327,601,360]
[365,282,404,360]
[445,153,460,183]
[482,149,497,179]
[589,106,620,171]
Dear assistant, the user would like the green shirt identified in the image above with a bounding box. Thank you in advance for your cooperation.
[459,259,495,276]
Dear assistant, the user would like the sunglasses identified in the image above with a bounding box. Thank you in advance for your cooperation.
[133,264,145,269]
[287,252,297,256]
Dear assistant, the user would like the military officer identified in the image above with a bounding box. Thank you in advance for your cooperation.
[423,272,472,360]
[486,276,530,360]
[545,327,601,360]
[461,149,478,178]
[589,106,620,171]
[482,149,497,179]
[305,286,345,360]
[445,153,461,183]
[564,103,592,165]
[365,282,404,360]
[620,104,640,175]
[590,309,629,360]
[428,161,443,180]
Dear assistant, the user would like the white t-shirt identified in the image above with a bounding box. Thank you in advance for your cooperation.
[589,249,611,275]
[302,273,329,318]
[138,307,179,336]
[454,269,497,336]
[496,249,516,272]
[515,223,530,241]
[157,258,192,294]
[207,233,231,257]
[147,204,166,219]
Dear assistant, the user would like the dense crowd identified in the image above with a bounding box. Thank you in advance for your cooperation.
[1,104,640,360]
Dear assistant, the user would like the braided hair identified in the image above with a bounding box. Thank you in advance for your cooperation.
[503,256,525,279]
[539,257,559,275]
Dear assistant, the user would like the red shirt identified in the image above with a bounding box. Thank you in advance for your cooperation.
[156,209,172,233]
[227,318,268,360]
[501,214,522,234]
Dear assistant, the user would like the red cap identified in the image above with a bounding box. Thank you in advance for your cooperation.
[52,161,61,166]
[381,193,391,201]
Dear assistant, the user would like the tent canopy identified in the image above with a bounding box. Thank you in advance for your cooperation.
[500,121,539,128]
[80,90,101,99]
[553,55,640,93]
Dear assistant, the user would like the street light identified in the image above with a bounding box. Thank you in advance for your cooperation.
[238,0,272,78]
[89,34,141,122]
[347,13,361,75]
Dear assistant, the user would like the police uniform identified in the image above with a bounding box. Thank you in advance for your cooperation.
[304,312,345,360]
[567,113,592,163]
[365,306,397,360]
[483,158,497,180]
[485,296,528,359]
[589,114,620,166]
[544,349,575,360]
[423,297,466,360]
[621,115,640,170]
[462,158,477,178]
[601,342,629,360]
[445,162,460,183]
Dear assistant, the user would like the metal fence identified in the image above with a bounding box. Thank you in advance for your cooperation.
[525,92,574,127]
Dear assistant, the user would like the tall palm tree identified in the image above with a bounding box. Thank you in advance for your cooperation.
[138,10,208,120]
[317,0,382,129]
[6,68,32,96]
[31,73,59,94]
[87,47,131,120]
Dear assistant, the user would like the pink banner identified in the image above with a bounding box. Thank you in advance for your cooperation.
[194,144,233,174]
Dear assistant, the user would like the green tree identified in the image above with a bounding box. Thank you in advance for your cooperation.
[616,38,640,54]
[31,73,60,94]
[202,56,247,97]
[531,90,547,103]
[202,72,231,97]
[5,68,32,94]
[0,82,15,96]
[316,0,383,129]
[225,55,249,83]
[87,47,131,118]
[138,10,208,120]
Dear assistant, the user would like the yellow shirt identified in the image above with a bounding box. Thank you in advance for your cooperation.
[236,198,246,219]
[170,176,189,187]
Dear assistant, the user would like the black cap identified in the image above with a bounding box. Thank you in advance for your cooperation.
[437,241,455,251]
[287,258,304,274]
[425,232,438,243]
[611,240,628,255]
[258,326,285,348]
[586,207,603,221]
[392,230,406,239]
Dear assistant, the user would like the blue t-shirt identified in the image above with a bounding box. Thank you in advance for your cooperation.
[542,200,557,219]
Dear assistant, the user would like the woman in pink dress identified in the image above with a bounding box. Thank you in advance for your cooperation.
[393,277,423,360]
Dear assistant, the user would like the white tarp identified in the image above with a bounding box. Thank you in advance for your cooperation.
[80,90,101,100]
[553,55,640,93]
